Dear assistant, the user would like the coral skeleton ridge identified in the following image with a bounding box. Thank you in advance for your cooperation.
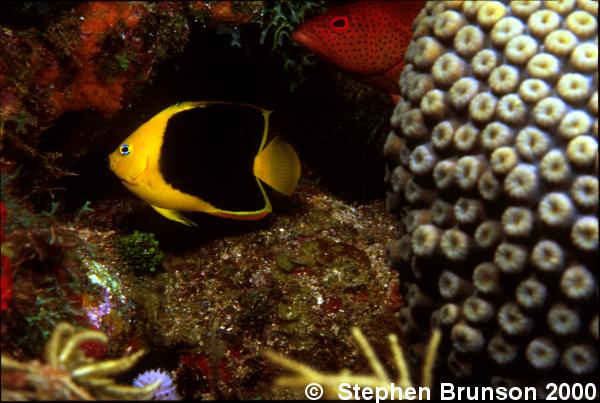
[1,322,160,400]
[265,327,441,398]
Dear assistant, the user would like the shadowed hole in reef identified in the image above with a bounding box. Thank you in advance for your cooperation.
[54,19,390,243]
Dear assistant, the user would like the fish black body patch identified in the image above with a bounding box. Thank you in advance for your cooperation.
[159,104,267,212]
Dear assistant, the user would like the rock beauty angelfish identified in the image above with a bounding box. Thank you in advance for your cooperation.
[108,101,301,226]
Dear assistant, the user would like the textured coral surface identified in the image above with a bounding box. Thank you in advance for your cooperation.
[385,0,598,389]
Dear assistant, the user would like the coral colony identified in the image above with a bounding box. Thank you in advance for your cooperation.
[385,0,598,388]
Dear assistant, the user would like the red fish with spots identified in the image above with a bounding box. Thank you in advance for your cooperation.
[292,0,425,95]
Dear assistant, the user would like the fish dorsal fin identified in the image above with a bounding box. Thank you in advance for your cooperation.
[253,137,301,196]
[150,205,198,227]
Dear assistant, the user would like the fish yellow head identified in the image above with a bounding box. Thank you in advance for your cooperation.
[109,141,148,187]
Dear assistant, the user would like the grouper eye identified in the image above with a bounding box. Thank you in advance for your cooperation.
[120,144,132,156]
[330,16,349,32]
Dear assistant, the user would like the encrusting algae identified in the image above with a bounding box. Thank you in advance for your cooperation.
[1,322,158,400]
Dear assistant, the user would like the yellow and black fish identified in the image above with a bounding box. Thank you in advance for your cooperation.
[108,101,301,226]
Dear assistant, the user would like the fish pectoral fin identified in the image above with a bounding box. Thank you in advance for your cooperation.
[253,136,301,196]
[150,205,198,227]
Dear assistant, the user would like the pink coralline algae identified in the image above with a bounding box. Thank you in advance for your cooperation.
[84,288,114,330]
[0,202,12,311]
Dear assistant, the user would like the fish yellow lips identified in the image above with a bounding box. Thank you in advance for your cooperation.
[120,156,148,186]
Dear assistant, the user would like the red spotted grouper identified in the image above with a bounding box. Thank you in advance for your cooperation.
[292,0,426,96]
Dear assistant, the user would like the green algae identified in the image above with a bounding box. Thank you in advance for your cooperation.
[117,230,164,274]
[275,253,294,272]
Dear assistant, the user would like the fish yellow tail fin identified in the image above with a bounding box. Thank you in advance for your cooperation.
[253,137,301,196]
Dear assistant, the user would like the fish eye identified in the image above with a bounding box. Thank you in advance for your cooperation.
[330,16,349,32]
[120,144,132,156]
